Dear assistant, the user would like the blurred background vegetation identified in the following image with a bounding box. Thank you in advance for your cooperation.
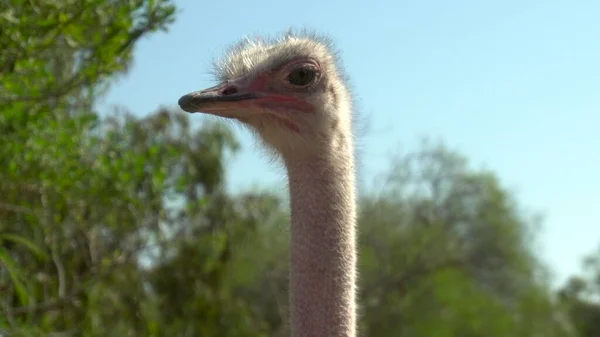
[1,0,599,336]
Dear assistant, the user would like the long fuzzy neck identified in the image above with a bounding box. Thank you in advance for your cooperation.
[284,126,357,337]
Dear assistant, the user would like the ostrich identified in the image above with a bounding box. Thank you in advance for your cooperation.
[178,31,357,337]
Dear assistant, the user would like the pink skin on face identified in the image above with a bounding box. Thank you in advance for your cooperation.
[247,73,315,133]
[178,60,319,133]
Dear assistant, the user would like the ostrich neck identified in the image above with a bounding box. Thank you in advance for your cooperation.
[285,138,357,337]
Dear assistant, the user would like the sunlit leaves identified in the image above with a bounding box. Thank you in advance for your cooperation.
[0,0,176,106]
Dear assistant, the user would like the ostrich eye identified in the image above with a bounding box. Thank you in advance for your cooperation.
[287,67,316,86]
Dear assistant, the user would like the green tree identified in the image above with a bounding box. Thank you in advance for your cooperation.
[558,246,600,337]
[358,142,572,337]
[1,0,175,107]
[1,1,275,335]
[0,104,277,335]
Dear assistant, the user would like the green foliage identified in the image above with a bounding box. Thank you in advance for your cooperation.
[558,247,600,337]
[355,144,572,337]
[1,0,175,107]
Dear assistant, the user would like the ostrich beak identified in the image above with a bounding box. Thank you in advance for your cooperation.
[178,76,261,117]
[179,75,315,119]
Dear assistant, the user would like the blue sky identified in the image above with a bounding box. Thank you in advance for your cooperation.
[98,0,600,287]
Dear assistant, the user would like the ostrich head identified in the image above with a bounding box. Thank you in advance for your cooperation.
[178,32,352,159]
[179,32,358,337]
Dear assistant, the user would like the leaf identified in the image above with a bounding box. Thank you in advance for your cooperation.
[0,233,49,261]
[0,248,30,305]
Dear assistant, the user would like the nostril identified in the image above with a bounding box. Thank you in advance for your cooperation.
[221,86,238,95]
